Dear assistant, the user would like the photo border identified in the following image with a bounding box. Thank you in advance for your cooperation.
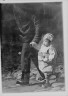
[0,0,68,96]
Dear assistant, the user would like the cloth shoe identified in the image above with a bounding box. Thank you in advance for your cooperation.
[37,77,46,82]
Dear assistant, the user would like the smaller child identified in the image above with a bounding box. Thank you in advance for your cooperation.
[38,33,56,84]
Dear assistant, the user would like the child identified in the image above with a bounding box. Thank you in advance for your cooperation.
[38,33,56,84]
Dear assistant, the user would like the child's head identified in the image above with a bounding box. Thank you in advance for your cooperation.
[43,39,51,46]
[43,33,54,46]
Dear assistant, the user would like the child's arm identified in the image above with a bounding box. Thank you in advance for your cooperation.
[38,52,49,62]
[38,47,55,62]
[48,47,56,62]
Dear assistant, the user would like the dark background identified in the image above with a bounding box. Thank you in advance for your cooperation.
[1,2,64,74]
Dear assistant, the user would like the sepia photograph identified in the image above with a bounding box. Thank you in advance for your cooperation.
[0,1,67,94]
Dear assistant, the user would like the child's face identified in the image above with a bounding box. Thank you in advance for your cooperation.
[43,39,50,46]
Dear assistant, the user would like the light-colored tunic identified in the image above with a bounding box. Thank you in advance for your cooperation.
[38,44,56,78]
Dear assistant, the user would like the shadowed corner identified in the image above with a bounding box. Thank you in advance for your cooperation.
[0,35,2,94]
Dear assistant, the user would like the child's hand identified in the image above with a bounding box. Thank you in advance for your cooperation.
[43,58,48,62]
[42,54,49,61]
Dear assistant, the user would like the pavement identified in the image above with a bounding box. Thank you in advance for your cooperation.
[2,67,65,93]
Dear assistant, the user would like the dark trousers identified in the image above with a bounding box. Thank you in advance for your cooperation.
[21,43,45,83]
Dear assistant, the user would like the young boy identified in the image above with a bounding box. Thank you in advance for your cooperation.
[38,33,56,84]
